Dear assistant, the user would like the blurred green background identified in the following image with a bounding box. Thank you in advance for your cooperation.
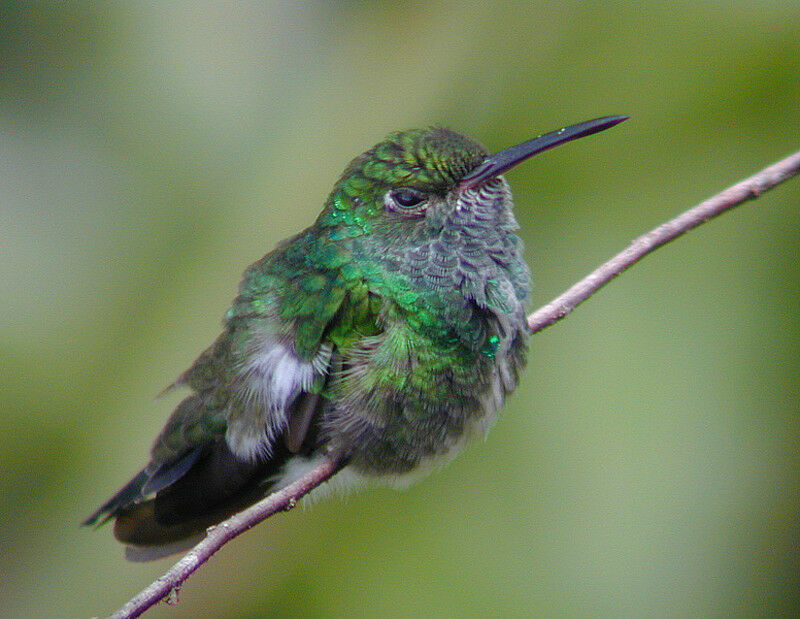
[2,2,799,617]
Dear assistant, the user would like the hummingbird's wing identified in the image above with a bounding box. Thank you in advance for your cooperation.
[83,332,336,556]
[84,230,361,556]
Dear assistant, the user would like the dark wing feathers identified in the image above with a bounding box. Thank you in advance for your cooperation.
[85,227,352,552]
[82,469,150,527]
[140,447,203,496]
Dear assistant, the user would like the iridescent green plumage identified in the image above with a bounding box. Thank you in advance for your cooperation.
[85,117,627,558]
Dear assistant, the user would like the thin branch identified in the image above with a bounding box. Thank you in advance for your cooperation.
[528,150,800,334]
[108,149,800,618]
[109,456,345,619]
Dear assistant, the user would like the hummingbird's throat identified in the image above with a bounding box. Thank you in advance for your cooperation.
[442,178,515,233]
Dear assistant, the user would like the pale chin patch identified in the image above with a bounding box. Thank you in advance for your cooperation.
[226,341,331,462]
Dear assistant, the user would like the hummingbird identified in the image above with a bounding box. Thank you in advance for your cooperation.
[85,115,627,559]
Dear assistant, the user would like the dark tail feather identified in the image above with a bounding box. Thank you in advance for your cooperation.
[111,481,268,559]
[100,438,294,559]
[82,447,203,527]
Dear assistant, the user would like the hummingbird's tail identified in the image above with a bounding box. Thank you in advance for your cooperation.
[84,438,295,561]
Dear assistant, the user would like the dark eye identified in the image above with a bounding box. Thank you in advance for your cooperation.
[393,190,423,207]
[386,188,426,214]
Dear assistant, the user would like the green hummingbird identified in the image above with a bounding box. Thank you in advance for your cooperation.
[85,115,627,559]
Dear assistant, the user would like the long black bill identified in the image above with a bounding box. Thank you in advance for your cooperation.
[460,115,628,189]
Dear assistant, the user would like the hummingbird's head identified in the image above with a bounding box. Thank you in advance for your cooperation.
[321,127,490,232]
[318,116,628,241]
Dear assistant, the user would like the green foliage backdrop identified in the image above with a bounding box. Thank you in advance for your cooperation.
[1,2,798,617]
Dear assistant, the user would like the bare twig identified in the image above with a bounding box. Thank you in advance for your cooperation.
[528,150,800,334]
[108,149,800,618]
[109,456,345,619]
